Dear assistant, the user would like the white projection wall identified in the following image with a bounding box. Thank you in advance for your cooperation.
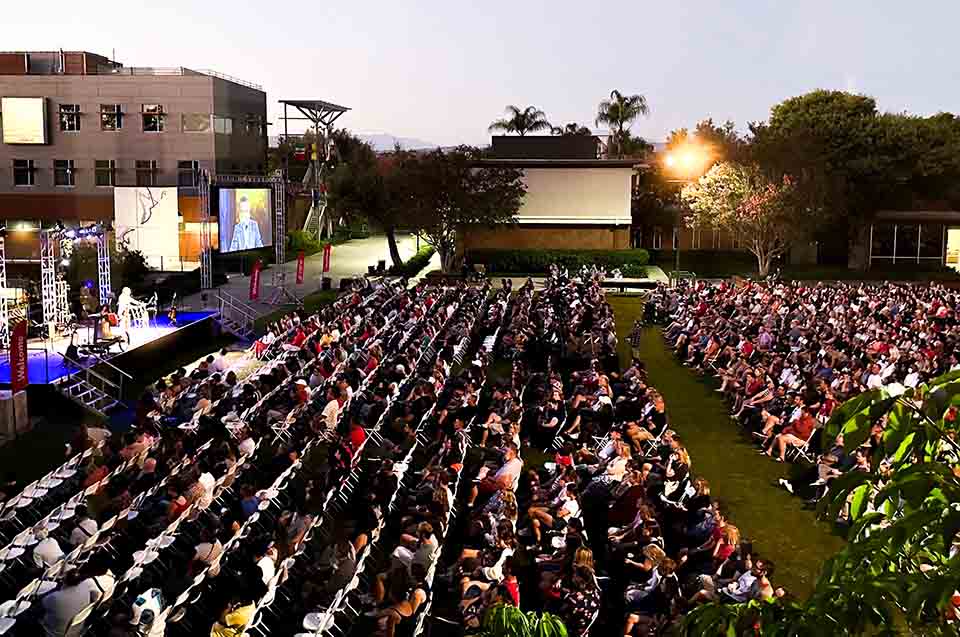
[114,187,180,269]
[517,168,632,224]
[1,97,48,144]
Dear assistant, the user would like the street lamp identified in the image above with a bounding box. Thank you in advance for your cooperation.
[663,140,711,286]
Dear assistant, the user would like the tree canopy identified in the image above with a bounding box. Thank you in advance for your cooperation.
[488,105,552,137]
[551,122,594,136]
[398,147,526,273]
[681,162,809,276]
[596,90,649,158]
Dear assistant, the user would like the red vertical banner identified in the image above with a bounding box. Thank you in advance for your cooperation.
[249,259,262,301]
[322,244,332,273]
[10,320,28,394]
[296,251,305,284]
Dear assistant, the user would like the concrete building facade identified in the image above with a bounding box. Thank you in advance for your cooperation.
[0,51,267,262]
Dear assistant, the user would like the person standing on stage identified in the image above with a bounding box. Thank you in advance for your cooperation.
[117,287,140,344]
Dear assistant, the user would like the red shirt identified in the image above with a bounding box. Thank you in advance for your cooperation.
[503,578,520,607]
[349,425,366,453]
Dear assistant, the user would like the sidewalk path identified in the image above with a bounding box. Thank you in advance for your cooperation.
[182,234,421,315]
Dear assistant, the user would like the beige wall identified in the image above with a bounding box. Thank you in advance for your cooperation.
[518,167,632,224]
[461,224,630,251]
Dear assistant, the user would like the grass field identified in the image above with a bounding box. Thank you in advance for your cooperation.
[607,295,844,599]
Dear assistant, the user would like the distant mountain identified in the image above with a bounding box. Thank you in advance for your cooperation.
[356,133,438,152]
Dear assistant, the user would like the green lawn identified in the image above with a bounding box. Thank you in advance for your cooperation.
[608,296,844,599]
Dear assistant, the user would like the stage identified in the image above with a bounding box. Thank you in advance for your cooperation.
[0,311,219,386]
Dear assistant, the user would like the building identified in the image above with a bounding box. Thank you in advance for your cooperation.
[460,136,637,253]
[0,51,267,265]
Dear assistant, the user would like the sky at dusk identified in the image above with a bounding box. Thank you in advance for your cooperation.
[5,0,956,146]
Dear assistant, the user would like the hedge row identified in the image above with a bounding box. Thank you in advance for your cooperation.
[467,249,650,277]
[390,246,436,277]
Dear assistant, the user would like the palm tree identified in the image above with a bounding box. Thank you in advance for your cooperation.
[488,105,552,136]
[595,90,649,158]
[550,122,594,136]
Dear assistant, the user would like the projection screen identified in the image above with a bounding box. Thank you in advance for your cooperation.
[1,97,49,144]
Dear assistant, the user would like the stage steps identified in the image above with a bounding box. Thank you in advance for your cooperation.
[216,291,257,341]
[56,375,121,418]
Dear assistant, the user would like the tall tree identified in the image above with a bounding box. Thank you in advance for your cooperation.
[684,371,960,635]
[398,147,526,272]
[325,133,405,267]
[488,105,552,136]
[550,122,594,136]
[681,162,810,276]
[595,90,649,158]
[667,119,747,165]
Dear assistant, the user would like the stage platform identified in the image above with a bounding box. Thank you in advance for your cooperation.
[0,311,219,387]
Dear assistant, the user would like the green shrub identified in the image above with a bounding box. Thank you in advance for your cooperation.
[288,230,324,256]
[647,249,755,278]
[390,246,436,277]
[468,248,649,275]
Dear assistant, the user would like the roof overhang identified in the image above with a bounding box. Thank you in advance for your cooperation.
[474,159,644,169]
[874,210,960,223]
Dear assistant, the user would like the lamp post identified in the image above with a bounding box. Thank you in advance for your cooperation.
[663,141,709,287]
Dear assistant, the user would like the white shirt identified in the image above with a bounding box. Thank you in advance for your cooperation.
[239,436,256,457]
[257,555,276,585]
[33,537,64,569]
[69,518,98,547]
[322,399,340,430]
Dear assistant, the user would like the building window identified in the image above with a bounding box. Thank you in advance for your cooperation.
[13,160,35,186]
[100,104,123,131]
[691,227,702,250]
[95,160,116,187]
[243,116,261,136]
[712,229,721,250]
[213,116,233,135]
[142,104,165,133]
[672,227,679,250]
[182,113,211,133]
[54,159,75,187]
[652,227,662,250]
[135,160,157,186]
[59,104,81,132]
[178,160,199,187]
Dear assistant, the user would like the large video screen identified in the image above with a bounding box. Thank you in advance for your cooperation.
[218,188,272,253]
[1,97,49,144]
[114,187,180,269]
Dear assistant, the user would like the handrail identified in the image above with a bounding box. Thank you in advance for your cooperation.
[86,350,133,381]
[61,352,120,393]
[218,290,258,320]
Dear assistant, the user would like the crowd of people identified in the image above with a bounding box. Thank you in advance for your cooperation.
[16,273,955,636]
[400,271,787,637]
[650,279,960,503]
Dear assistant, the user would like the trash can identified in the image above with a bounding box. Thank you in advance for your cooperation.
[321,277,332,290]
[338,277,352,289]
[368,265,376,275]
[377,260,386,273]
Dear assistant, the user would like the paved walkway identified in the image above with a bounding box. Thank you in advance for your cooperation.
[182,234,422,316]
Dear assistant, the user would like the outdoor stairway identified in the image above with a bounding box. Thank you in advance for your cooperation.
[302,201,322,239]
[56,375,121,418]
[216,290,257,341]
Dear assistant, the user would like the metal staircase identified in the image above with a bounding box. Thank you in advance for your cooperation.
[302,201,322,239]
[216,290,257,340]
[56,353,130,418]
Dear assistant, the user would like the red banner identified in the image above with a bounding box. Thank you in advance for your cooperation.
[322,244,332,273]
[296,251,305,284]
[249,259,262,301]
[10,320,28,394]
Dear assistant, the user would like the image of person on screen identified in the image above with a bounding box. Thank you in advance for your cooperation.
[228,195,264,251]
